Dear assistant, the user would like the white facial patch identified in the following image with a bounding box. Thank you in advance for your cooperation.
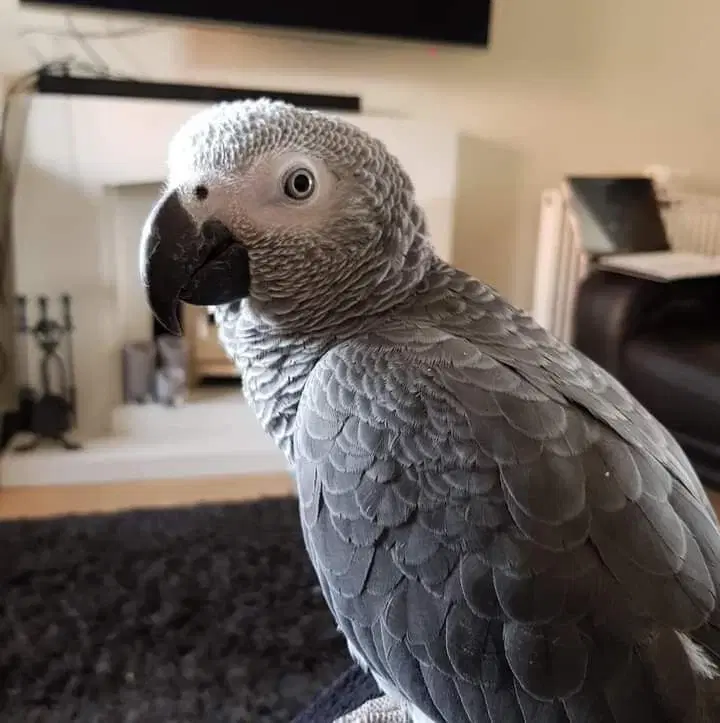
[230,150,342,235]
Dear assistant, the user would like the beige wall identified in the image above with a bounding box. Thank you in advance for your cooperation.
[2,0,720,308]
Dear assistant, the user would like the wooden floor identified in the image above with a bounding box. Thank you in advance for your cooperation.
[0,474,294,520]
[0,474,717,521]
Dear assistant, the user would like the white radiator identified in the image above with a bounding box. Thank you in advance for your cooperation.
[531,185,720,343]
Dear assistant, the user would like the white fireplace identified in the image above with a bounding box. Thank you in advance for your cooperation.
[0,93,460,486]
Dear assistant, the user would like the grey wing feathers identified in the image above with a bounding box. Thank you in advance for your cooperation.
[294,325,720,723]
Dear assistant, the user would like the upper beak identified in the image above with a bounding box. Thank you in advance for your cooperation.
[139,190,251,335]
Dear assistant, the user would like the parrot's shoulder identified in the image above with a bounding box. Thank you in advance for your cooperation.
[301,317,699,504]
[408,279,707,501]
[437,275,703,485]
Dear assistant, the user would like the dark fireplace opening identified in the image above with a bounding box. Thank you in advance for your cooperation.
[152,309,241,389]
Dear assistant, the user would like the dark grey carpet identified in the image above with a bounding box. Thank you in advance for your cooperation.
[0,496,353,722]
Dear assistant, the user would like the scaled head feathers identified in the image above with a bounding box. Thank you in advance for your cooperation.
[143,99,434,334]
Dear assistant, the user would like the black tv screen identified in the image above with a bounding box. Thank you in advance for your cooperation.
[20,0,493,47]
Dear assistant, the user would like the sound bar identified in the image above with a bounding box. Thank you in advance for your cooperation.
[35,70,362,113]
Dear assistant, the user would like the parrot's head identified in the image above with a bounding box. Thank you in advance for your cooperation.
[140,98,431,335]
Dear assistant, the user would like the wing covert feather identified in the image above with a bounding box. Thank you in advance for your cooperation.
[294,325,720,723]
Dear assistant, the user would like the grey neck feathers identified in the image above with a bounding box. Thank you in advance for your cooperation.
[213,203,441,460]
[250,200,435,336]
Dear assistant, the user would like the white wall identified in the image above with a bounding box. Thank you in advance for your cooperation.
[4,0,720,310]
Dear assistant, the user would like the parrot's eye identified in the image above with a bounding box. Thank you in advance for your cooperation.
[194,185,209,201]
[283,168,315,201]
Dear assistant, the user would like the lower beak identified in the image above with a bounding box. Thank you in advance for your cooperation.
[139,190,251,335]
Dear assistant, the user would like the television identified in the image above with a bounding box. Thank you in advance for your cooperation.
[19,0,493,48]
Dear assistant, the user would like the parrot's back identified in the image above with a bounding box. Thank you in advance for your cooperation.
[288,262,720,723]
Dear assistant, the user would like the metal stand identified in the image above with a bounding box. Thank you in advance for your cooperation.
[13,294,80,452]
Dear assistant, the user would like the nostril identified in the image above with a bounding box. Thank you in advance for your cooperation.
[194,185,209,201]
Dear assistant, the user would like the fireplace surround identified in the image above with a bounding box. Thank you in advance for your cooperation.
[1,92,459,485]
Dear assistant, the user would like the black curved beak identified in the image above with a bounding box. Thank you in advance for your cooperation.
[139,190,251,335]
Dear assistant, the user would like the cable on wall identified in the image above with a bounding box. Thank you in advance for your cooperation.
[0,13,164,394]
[20,12,161,81]
[0,69,44,389]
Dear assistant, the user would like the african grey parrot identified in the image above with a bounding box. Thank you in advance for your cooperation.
[139,98,720,723]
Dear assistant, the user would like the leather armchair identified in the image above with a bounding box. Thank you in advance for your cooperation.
[573,268,720,491]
